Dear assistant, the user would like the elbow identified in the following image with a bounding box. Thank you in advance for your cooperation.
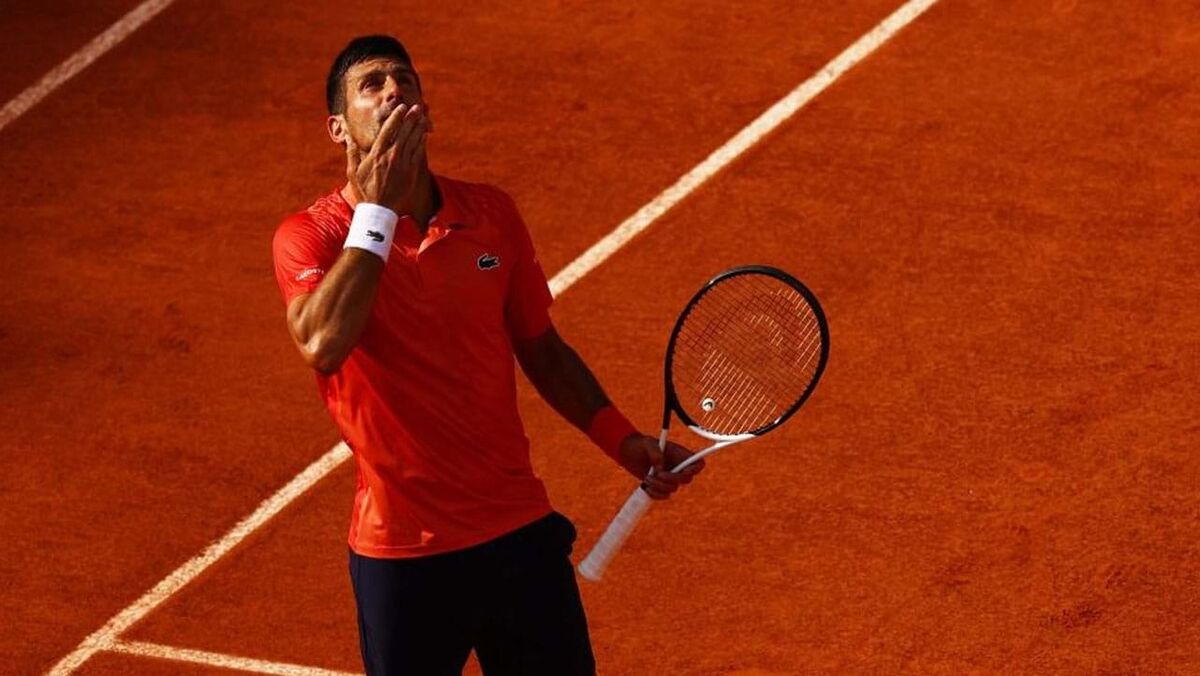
[297,331,349,376]
[287,298,354,375]
[306,351,345,376]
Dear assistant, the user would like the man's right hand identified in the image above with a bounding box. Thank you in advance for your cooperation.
[345,104,429,213]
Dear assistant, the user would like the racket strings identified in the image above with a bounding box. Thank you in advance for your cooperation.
[686,310,820,431]
[690,306,817,428]
[672,274,824,436]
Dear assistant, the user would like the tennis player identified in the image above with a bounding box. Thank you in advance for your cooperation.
[272,35,704,675]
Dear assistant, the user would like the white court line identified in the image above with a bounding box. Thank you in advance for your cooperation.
[0,0,178,134]
[46,444,351,675]
[45,0,941,673]
[109,640,359,676]
[551,0,940,297]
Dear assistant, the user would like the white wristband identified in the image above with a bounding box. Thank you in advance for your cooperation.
[344,203,399,261]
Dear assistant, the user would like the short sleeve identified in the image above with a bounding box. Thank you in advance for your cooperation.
[501,195,554,340]
[272,214,340,306]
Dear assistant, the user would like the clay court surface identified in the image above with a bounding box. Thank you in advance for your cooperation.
[2,1,1198,674]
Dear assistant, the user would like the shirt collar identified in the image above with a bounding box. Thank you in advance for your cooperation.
[428,174,470,230]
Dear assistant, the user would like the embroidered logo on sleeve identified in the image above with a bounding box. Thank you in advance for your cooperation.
[295,267,325,282]
[477,254,501,270]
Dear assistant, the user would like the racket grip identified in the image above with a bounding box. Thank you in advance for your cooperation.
[578,487,654,581]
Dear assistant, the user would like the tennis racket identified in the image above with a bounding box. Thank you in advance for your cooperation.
[577,265,829,581]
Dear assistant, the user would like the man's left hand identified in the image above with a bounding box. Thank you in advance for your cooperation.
[617,434,705,500]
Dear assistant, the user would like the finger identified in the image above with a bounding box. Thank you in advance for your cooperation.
[384,104,422,153]
[684,459,705,475]
[399,116,428,164]
[383,139,401,166]
[370,103,409,155]
[663,443,696,471]
[647,443,666,472]
[391,105,426,159]
[656,468,696,485]
[404,130,428,165]
[640,482,671,500]
[641,474,679,495]
[397,120,425,165]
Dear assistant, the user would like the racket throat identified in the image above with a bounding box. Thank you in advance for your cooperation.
[670,427,756,473]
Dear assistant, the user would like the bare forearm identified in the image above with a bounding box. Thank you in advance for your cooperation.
[516,329,611,431]
[288,248,384,374]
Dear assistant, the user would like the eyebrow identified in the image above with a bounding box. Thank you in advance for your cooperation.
[353,64,415,84]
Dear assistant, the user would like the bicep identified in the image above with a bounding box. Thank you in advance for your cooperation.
[273,217,337,307]
[500,196,553,340]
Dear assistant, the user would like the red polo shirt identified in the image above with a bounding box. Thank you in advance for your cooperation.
[272,175,555,558]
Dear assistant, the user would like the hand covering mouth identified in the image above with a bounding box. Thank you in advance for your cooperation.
[377,103,402,123]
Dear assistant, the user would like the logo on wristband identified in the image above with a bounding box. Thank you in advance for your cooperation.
[366,230,385,243]
[477,254,501,270]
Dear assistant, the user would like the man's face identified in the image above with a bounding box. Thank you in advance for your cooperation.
[336,56,429,150]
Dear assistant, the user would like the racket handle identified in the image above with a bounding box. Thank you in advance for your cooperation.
[578,486,653,581]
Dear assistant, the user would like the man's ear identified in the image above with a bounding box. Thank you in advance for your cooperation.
[327,115,347,144]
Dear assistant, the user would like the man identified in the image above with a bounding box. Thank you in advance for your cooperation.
[272,35,704,675]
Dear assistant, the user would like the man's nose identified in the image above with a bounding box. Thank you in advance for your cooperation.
[383,77,402,102]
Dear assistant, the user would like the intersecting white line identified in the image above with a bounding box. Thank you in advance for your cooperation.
[108,640,359,676]
[46,444,352,675]
[43,0,942,672]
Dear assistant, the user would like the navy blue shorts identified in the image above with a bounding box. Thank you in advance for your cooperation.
[348,511,595,675]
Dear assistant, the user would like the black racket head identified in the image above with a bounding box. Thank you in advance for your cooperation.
[664,265,829,437]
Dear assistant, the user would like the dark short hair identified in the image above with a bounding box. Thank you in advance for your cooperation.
[325,35,414,115]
